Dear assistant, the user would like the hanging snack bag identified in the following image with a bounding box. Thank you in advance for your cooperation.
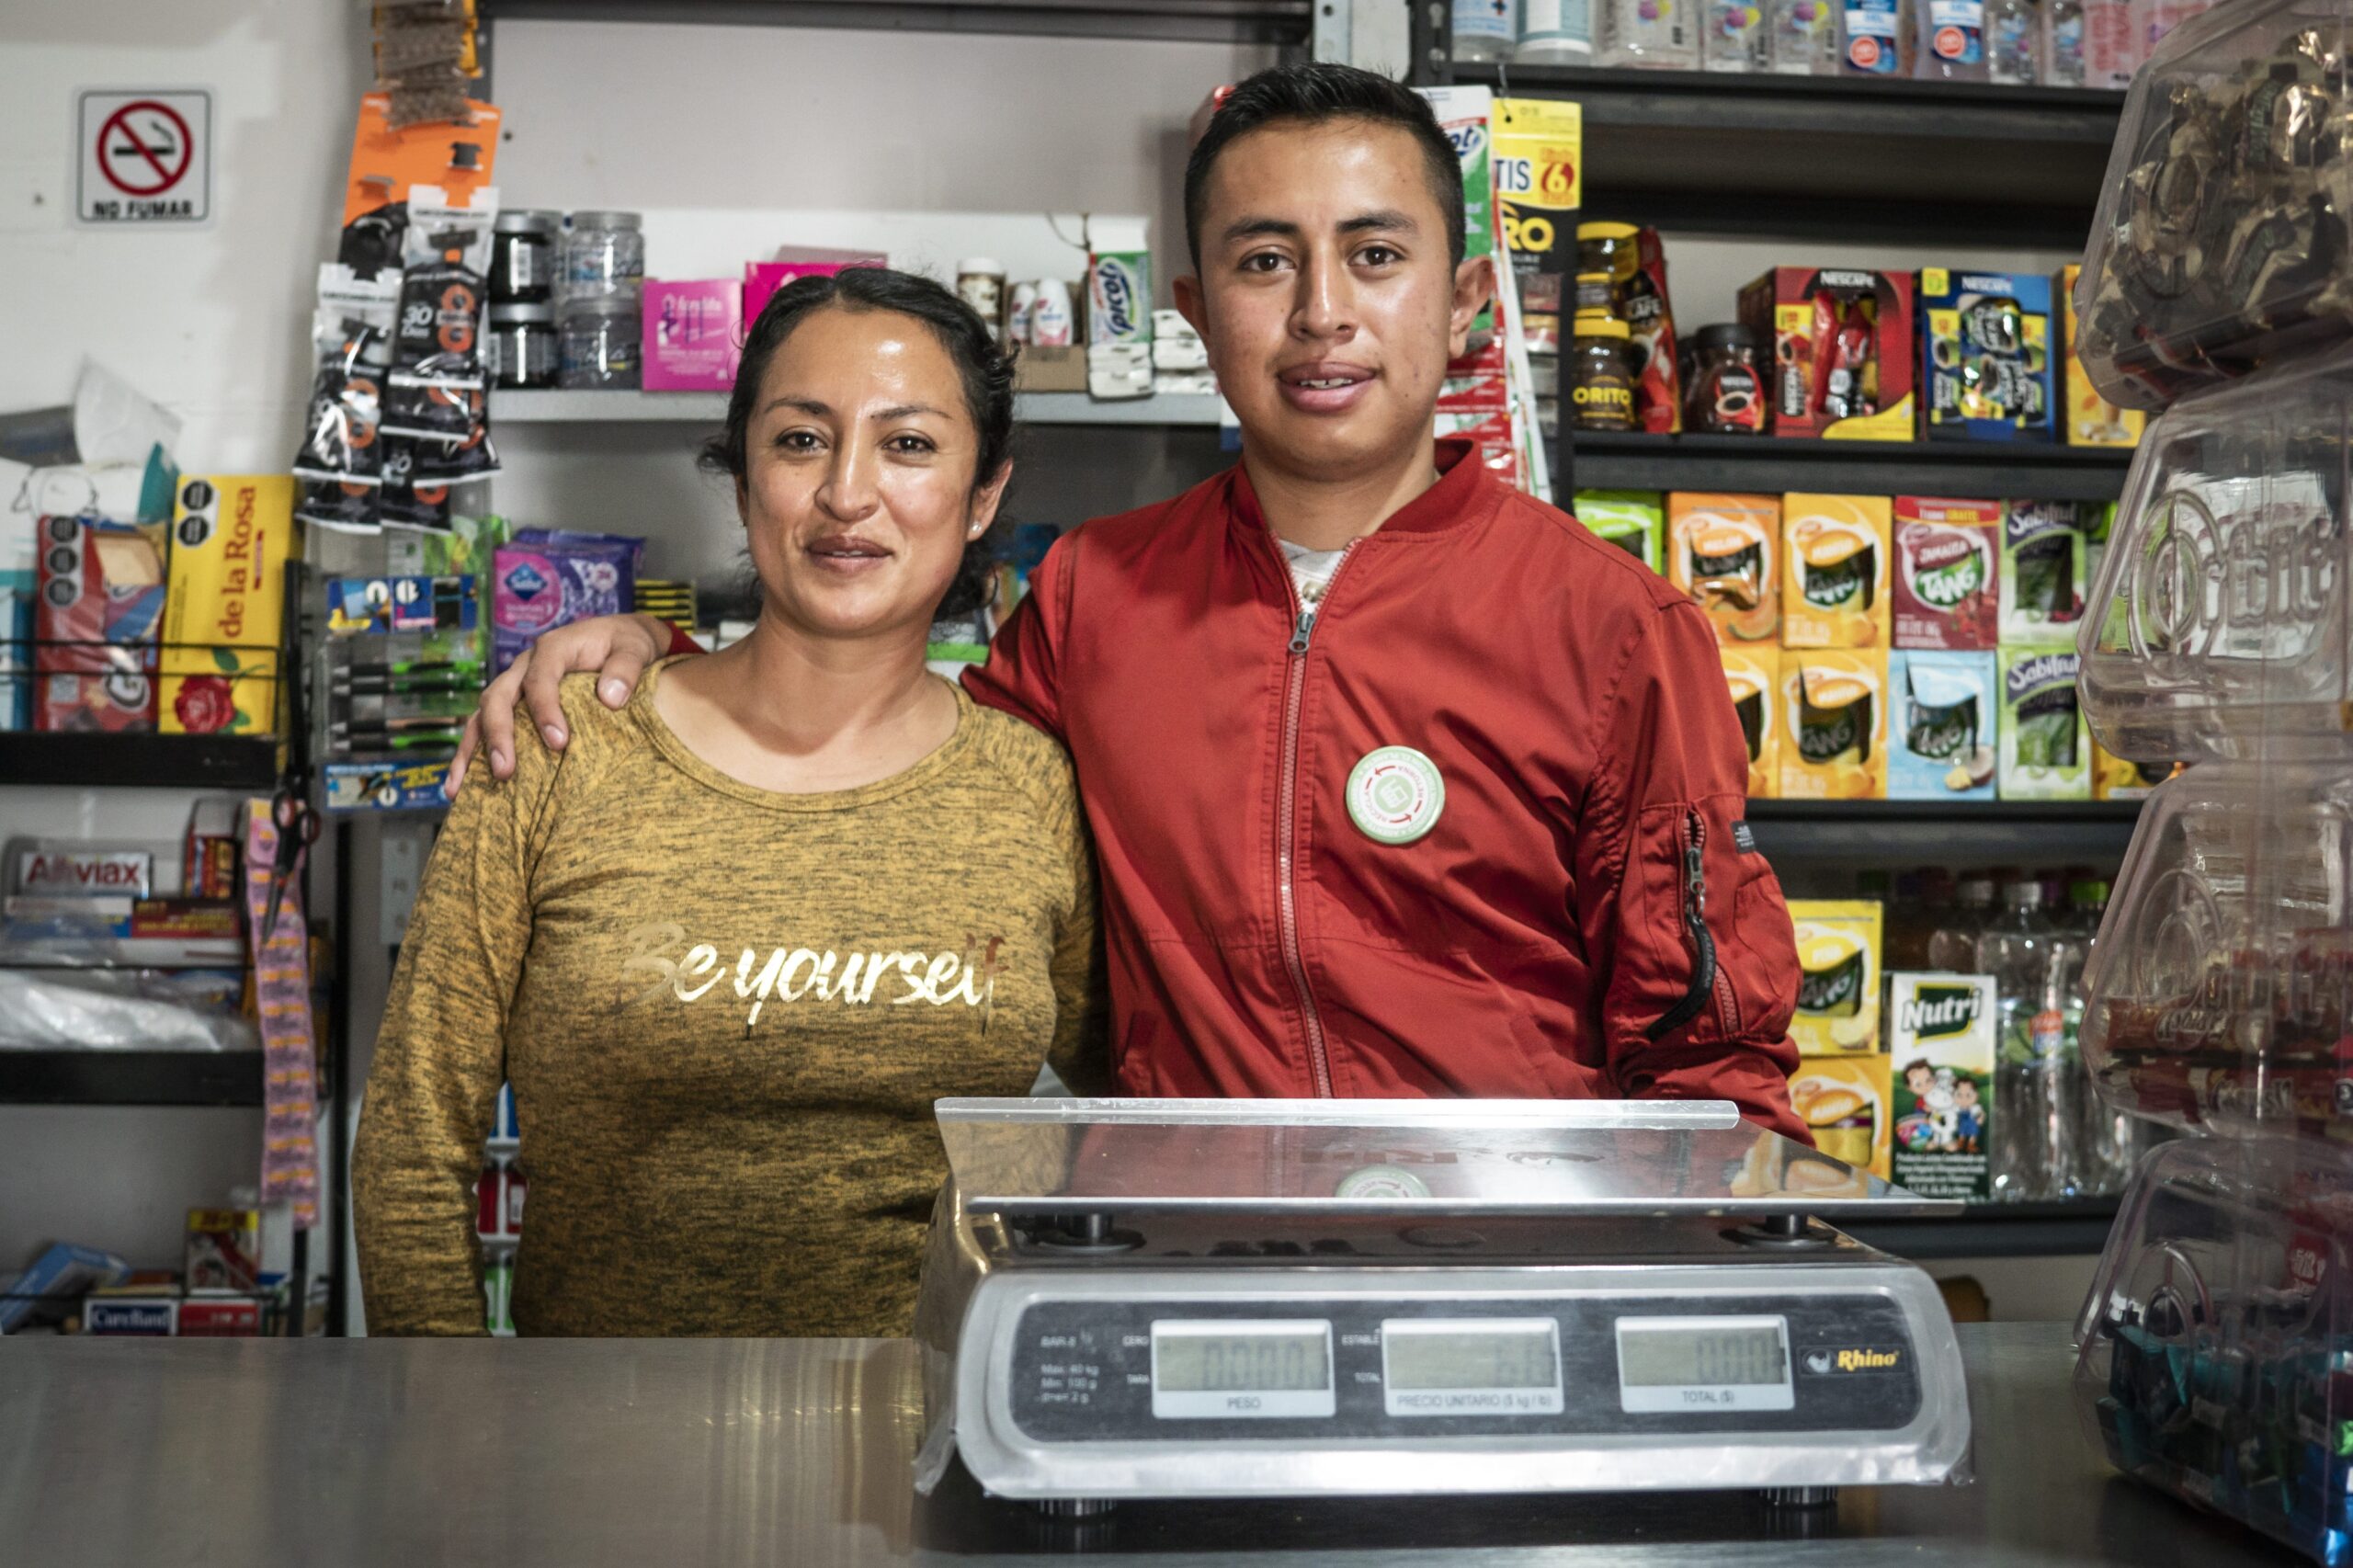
[1997,500,2088,639]
[292,264,400,488]
[339,93,499,274]
[1781,494,1891,648]
[1788,898,1883,1053]
[32,517,165,733]
[1789,1055,1892,1178]
[1887,971,1995,1200]
[1888,648,1995,801]
[1998,643,2090,800]
[1778,649,1887,799]
[1574,490,1665,571]
[383,186,499,470]
[1739,267,1915,439]
[1667,492,1779,643]
[1891,495,1998,649]
[1919,267,2053,443]
[1624,228,1681,435]
[1721,645,1779,798]
[1492,97,1584,352]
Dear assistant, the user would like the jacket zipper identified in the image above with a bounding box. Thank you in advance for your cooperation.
[1277,543,1355,1097]
[1644,808,1737,1041]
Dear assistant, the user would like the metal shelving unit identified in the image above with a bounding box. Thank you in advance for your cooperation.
[478,0,1313,43]
[0,732,281,791]
[1745,801,2142,864]
[495,388,1228,426]
[1562,432,2132,504]
[0,1051,266,1108]
[1842,1198,2122,1260]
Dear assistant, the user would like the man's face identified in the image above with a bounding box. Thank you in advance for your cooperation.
[1176,117,1489,485]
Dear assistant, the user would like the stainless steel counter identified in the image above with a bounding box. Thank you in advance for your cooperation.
[0,1323,2291,1566]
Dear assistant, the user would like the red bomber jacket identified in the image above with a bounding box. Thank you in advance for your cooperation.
[954,440,1805,1138]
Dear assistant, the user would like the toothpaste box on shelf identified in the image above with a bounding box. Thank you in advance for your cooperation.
[1721,645,1779,799]
[83,1296,179,1335]
[32,516,165,732]
[1788,899,1883,1054]
[1998,643,2090,801]
[1781,494,1891,648]
[160,474,297,737]
[1888,649,1996,801]
[1919,267,2054,444]
[1891,495,1999,650]
[1777,649,1887,800]
[1737,267,1916,441]
[642,279,744,392]
[1887,971,1997,1201]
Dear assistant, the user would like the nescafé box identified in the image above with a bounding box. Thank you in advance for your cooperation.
[1889,649,1995,801]
[1720,645,1779,798]
[1789,1055,1892,1179]
[1788,899,1882,1054]
[1892,495,1998,650]
[1668,493,1780,644]
[1777,649,1887,800]
[1888,971,1996,1201]
[1781,494,1890,648]
[1998,643,2090,801]
[1920,267,2054,444]
[1575,490,1664,573]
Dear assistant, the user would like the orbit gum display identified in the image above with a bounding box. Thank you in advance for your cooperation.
[1919,267,2053,443]
[1780,493,1891,648]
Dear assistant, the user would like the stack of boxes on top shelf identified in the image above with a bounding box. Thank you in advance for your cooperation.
[2056,4,2353,1560]
[1569,253,2165,805]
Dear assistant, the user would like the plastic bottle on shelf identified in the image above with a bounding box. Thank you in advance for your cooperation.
[1770,0,1843,73]
[2066,878,2142,1194]
[1518,0,1597,61]
[1455,0,1520,60]
[2041,0,2086,85]
[1705,0,1771,70]
[1914,0,1989,78]
[1927,875,1995,973]
[1983,881,2082,1202]
[1601,0,1700,68]
[1988,0,2040,82]
[2081,0,2137,87]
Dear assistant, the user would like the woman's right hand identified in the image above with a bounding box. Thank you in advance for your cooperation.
[448,612,674,794]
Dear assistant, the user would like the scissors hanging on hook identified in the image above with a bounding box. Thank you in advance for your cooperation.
[260,785,320,944]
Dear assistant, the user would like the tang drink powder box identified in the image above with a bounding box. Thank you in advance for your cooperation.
[1721,646,1779,799]
[1788,899,1882,1054]
[1777,649,1887,800]
[1668,493,1779,644]
[1889,649,1995,801]
[1998,501,2089,640]
[1789,1055,1892,1178]
[1892,495,1997,649]
[1576,490,1664,572]
[1888,971,1996,1201]
[1998,644,2089,800]
[1781,494,1890,648]
[161,475,296,736]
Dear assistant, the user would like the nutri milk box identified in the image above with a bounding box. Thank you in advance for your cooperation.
[1889,649,1995,801]
[1892,495,1998,649]
[1888,971,1996,1201]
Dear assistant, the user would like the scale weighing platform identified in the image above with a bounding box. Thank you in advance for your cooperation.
[913,1098,1972,1511]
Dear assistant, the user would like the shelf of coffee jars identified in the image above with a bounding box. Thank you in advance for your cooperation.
[1559,431,2134,503]
[496,389,1230,428]
[1745,800,2143,864]
[1451,63,2124,244]
[478,0,1311,42]
[1839,1196,2123,1259]
[0,1050,266,1107]
[0,731,283,791]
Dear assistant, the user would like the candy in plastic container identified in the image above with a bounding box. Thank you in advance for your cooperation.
[2074,1136,2353,1565]
[2078,760,2353,1134]
[2075,0,2353,411]
[2076,349,2353,765]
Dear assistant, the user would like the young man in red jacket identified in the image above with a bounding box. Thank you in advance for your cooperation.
[451,63,1807,1136]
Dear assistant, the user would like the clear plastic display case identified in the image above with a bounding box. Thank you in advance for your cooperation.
[2074,0,2353,411]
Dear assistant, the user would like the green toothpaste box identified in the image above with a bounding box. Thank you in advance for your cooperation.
[1889,972,1996,1202]
[1575,491,1665,573]
[1998,643,2089,800]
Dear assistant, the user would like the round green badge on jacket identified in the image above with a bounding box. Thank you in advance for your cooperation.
[1347,746,1444,846]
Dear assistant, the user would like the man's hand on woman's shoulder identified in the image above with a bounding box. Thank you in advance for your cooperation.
[448,612,676,795]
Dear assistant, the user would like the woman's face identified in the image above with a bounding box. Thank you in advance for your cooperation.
[739,304,1006,643]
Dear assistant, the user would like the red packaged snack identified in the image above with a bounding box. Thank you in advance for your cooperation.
[1738,267,1917,440]
[1625,228,1680,435]
[177,1296,262,1336]
[33,517,165,733]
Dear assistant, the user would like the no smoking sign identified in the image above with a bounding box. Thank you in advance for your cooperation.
[76,89,211,226]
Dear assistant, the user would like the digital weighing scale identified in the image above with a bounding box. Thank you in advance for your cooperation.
[913,1098,1972,1510]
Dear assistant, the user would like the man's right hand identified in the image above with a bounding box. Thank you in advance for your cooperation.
[448,612,673,795]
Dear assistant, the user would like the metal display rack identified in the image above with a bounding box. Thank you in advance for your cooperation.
[1561,433,2132,504]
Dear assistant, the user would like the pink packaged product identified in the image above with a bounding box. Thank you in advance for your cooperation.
[642,279,744,392]
[744,246,887,325]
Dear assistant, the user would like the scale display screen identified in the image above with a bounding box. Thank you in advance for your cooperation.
[1381,1317,1564,1416]
[1150,1320,1336,1419]
[1615,1314,1793,1413]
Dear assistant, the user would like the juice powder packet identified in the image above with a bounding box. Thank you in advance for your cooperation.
[1782,493,1891,648]
[1892,495,1998,649]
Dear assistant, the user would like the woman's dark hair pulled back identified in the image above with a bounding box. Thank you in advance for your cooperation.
[699,266,1015,620]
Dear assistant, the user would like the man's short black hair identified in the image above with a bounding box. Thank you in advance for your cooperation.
[1183,62,1468,274]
